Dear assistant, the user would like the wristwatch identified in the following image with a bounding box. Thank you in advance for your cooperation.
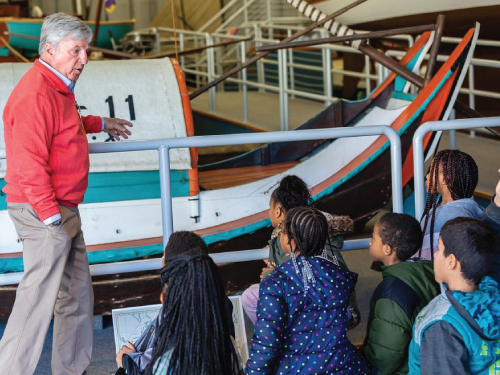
[47,219,62,227]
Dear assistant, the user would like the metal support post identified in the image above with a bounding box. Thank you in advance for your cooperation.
[194,37,200,88]
[324,46,333,105]
[255,25,265,93]
[365,55,371,96]
[278,49,289,131]
[205,34,216,112]
[236,42,242,92]
[468,65,476,138]
[179,33,185,68]
[288,29,296,99]
[241,41,248,123]
[377,62,384,85]
[215,37,224,93]
[158,146,173,249]
[449,109,456,149]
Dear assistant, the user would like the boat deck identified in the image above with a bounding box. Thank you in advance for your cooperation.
[199,161,298,190]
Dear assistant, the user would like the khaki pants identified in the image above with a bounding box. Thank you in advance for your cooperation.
[0,204,93,375]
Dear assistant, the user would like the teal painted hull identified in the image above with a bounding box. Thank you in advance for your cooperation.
[5,19,135,52]
[0,170,189,211]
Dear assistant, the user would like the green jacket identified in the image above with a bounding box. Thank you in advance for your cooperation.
[362,260,440,375]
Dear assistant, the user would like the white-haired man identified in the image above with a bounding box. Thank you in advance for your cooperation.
[0,13,133,375]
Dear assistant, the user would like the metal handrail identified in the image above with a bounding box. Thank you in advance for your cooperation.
[85,126,403,248]
[0,125,402,284]
[412,117,500,220]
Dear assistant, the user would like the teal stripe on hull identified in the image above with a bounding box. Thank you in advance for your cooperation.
[0,170,190,210]
[395,46,425,91]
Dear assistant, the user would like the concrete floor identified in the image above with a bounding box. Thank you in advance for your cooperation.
[0,319,118,375]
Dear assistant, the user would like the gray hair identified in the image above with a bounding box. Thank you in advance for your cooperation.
[39,13,92,55]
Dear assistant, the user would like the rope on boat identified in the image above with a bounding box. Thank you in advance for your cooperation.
[287,0,362,49]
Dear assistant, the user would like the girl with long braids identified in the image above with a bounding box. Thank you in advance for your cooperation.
[246,207,369,375]
[420,149,483,259]
[145,253,242,375]
[241,175,358,326]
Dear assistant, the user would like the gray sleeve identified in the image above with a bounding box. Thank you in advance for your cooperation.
[421,321,470,375]
[484,198,500,234]
[126,347,154,372]
[484,199,500,284]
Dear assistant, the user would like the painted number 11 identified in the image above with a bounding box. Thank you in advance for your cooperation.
[105,95,136,121]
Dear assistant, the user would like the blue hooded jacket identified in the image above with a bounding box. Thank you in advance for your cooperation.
[408,277,500,375]
[245,256,368,375]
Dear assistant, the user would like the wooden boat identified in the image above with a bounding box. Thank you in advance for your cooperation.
[0,24,479,317]
[0,17,135,57]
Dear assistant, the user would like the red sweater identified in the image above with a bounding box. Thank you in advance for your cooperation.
[2,60,102,221]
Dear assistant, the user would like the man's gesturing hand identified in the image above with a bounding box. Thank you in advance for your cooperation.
[104,117,133,141]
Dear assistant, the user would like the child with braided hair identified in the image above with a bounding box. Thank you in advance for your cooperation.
[420,149,483,259]
[246,207,369,375]
[241,175,357,325]
[145,253,243,375]
[116,231,236,375]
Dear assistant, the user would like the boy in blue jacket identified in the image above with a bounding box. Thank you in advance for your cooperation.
[408,217,500,375]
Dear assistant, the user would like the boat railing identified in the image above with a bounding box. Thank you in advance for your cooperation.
[0,125,403,285]
[413,116,500,221]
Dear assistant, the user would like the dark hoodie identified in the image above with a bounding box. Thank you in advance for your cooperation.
[245,256,369,375]
[362,260,439,375]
